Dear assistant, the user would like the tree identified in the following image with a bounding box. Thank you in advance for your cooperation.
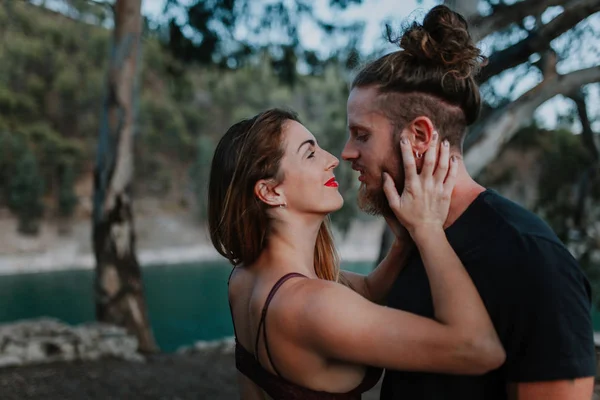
[377,0,600,265]
[92,0,158,353]
[161,0,365,85]
[8,147,44,235]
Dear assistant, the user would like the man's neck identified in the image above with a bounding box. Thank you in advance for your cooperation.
[444,162,486,229]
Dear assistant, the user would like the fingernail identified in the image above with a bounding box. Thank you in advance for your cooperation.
[401,137,408,145]
[443,140,449,147]
[432,131,438,140]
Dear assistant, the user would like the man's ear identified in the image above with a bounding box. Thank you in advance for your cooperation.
[409,116,436,155]
[254,179,285,207]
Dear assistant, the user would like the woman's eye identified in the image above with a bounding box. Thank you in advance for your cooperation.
[307,151,315,159]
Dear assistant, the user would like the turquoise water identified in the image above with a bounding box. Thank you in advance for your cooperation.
[1,261,598,352]
[0,261,373,352]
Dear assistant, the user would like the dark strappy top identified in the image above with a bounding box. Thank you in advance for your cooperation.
[227,271,382,399]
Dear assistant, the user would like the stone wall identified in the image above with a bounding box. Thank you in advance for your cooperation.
[0,318,144,368]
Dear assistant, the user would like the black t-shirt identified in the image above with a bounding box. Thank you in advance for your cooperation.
[381,190,596,400]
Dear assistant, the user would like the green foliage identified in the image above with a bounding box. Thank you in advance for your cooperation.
[536,129,591,235]
[3,2,360,236]
[57,161,78,218]
[190,136,216,222]
[162,0,365,85]
[8,147,45,235]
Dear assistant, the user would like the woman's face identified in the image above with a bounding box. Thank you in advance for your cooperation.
[277,120,343,215]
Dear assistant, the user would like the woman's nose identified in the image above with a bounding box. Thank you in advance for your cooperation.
[326,153,339,170]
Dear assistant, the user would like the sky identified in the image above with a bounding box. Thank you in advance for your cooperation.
[140,0,599,132]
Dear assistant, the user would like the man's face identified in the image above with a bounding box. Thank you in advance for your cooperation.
[342,86,403,217]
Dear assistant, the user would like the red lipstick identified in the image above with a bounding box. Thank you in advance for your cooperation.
[325,177,339,188]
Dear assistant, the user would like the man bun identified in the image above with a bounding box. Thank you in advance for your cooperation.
[394,5,486,80]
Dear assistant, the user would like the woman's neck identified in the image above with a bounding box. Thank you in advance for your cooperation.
[259,214,323,278]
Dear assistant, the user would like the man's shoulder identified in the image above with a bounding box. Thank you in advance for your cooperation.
[478,190,561,245]
[475,191,581,273]
[455,190,578,272]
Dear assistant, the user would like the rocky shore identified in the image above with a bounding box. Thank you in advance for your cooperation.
[0,319,143,368]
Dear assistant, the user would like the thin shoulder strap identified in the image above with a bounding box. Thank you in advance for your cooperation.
[254,272,307,377]
[226,268,240,340]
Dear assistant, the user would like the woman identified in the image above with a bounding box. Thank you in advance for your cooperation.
[208,109,505,399]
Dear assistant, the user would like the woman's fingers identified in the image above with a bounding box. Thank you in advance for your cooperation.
[382,172,401,212]
[421,131,438,177]
[434,139,450,184]
[443,155,459,197]
[399,136,417,187]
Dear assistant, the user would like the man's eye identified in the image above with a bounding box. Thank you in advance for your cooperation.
[356,134,369,143]
[307,151,315,158]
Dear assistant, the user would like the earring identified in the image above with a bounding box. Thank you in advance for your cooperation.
[415,151,422,159]
[279,203,286,208]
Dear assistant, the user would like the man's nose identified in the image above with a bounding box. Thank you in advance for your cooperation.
[341,140,357,161]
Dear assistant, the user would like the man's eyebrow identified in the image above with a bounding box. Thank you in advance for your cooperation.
[297,139,315,153]
[348,123,369,132]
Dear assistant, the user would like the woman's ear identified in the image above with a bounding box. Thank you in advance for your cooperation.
[254,179,285,207]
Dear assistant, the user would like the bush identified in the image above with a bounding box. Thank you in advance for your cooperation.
[8,148,45,235]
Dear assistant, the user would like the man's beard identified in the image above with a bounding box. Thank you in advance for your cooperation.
[356,138,403,218]
[357,171,402,219]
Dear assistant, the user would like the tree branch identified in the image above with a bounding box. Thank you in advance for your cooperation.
[478,0,600,84]
[464,65,600,177]
[470,0,565,42]
[569,90,598,230]
[570,89,599,161]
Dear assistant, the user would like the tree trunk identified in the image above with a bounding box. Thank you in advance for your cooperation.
[92,0,158,353]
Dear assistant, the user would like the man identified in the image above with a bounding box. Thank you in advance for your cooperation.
[341,5,596,399]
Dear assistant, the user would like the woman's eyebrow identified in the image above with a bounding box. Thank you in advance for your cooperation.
[297,139,315,153]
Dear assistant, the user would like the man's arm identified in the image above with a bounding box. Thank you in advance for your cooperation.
[507,378,594,400]
[340,237,413,304]
[503,236,597,399]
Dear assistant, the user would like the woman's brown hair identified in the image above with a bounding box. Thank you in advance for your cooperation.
[208,108,340,282]
[352,5,487,149]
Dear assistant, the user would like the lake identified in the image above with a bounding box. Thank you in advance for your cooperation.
[1,261,599,352]
[0,261,373,352]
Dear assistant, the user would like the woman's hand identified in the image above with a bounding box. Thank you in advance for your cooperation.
[383,132,457,241]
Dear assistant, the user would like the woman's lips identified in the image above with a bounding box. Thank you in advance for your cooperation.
[325,177,339,187]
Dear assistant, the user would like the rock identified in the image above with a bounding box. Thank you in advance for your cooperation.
[0,355,22,368]
[0,318,145,368]
[176,337,235,355]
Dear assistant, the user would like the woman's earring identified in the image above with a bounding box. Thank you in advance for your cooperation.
[279,203,286,208]
[415,151,422,159]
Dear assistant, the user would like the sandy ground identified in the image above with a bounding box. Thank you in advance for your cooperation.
[0,351,382,400]
[1,350,600,400]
